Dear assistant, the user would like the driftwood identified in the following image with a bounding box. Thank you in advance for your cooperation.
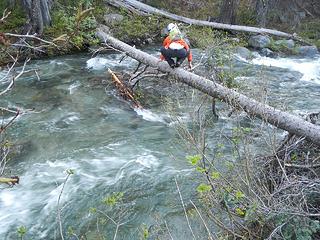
[108,68,142,108]
[97,30,320,145]
[0,176,19,185]
[106,0,297,39]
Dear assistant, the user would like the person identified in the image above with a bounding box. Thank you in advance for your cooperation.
[160,23,192,69]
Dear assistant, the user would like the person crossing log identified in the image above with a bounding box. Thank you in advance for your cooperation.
[97,29,320,145]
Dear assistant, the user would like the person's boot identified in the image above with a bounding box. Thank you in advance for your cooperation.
[175,59,184,67]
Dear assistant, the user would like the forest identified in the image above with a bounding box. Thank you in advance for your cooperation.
[0,0,320,239]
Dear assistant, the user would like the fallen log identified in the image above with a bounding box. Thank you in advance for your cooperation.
[106,0,297,40]
[97,29,320,145]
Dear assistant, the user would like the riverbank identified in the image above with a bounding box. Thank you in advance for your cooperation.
[1,0,319,67]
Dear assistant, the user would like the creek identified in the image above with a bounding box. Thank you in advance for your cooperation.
[0,48,319,239]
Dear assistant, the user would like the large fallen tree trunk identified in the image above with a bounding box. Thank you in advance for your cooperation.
[97,29,320,145]
[105,0,297,39]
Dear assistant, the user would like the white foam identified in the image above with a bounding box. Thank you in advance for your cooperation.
[250,55,320,83]
[68,81,81,94]
[86,57,110,70]
[135,154,159,169]
[134,108,167,123]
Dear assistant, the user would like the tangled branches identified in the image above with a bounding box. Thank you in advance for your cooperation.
[173,94,320,239]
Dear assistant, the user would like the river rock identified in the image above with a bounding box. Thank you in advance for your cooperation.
[236,46,252,60]
[274,39,295,49]
[248,35,271,49]
[98,24,110,34]
[260,48,277,58]
[297,46,319,57]
[103,13,124,26]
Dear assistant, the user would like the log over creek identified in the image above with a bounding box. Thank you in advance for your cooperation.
[0,39,319,238]
[98,31,320,145]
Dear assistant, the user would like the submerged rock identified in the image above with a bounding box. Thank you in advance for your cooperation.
[297,46,319,57]
[248,35,271,49]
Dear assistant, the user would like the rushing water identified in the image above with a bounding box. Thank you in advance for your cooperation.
[0,48,319,239]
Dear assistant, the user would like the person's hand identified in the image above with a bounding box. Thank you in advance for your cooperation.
[188,62,192,69]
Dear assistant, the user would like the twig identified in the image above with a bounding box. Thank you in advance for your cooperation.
[284,163,320,169]
[174,177,196,240]
[0,58,30,96]
[164,220,174,240]
[190,200,215,240]
[0,8,11,23]
[96,209,126,240]
[266,222,286,240]
[57,170,73,240]
[5,33,58,47]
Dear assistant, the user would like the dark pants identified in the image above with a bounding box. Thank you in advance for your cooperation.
[160,47,188,67]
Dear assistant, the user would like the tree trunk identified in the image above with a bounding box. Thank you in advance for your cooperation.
[97,29,320,145]
[105,0,296,39]
[21,0,53,35]
[255,0,270,27]
[218,0,240,24]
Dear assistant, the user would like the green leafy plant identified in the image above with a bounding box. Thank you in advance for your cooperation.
[197,183,212,193]
[102,192,124,206]
[17,226,27,240]
[186,154,201,166]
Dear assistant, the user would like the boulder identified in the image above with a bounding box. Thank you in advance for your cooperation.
[274,39,295,49]
[248,35,271,49]
[103,13,124,26]
[236,46,252,60]
[297,46,319,57]
[260,48,277,58]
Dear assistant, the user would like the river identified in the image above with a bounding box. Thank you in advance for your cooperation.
[0,48,319,239]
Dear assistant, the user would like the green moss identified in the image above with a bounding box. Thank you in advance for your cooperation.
[268,39,299,55]
[45,3,98,50]
[297,19,320,49]
[298,20,320,40]
[0,3,26,32]
[187,26,217,49]
[113,15,167,44]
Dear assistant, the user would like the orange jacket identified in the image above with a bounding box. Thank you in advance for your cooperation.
[160,36,192,62]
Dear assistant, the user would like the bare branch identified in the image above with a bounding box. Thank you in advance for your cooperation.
[174,177,196,239]
[0,9,11,23]
[5,33,58,47]
[0,58,30,96]
[57,170,73,240]
[190,200,215,240]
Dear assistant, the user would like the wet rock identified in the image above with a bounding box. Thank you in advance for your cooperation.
[145,38,153,44]
[236,46,252,60]
[103,13,124,26]
[274,39,295,49]
[97,24,110,34]
[248,35,271,49]
[297,46,319,57]
[260,48,277,58]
